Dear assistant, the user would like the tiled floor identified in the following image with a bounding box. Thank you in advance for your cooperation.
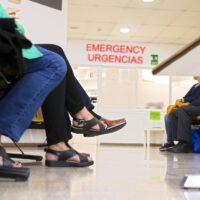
[1,144,200,200]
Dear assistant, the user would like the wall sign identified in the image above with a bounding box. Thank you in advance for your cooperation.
[149,111,161,121]
[86,43,146,65]
[67,40,181,68]
[151,54,159,65]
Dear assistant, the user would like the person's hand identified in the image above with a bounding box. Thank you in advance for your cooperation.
[6,8,20,19]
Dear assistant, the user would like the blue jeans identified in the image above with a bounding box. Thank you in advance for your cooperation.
[0,46,67,141]
[165,115,173,142]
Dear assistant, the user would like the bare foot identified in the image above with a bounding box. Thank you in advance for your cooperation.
[0,146,22,168]
[0,157,22,168]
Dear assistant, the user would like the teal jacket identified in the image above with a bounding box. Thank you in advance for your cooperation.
[0,3,43,59]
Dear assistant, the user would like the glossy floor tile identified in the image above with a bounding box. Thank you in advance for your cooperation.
[1,144,200,200]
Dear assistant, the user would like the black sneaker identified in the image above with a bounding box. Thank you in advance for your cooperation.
[159,142,175,151]
[170,143,193,153]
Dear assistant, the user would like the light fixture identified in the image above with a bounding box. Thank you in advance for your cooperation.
[120,27,130,34]
[143,0,155,2]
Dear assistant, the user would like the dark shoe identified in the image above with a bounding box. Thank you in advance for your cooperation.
[169,143,193,153]
[65,142,90,157]
[45,148,94,167]
[0,146,30,181]
[159,142,175,151]
[37,140,90,157]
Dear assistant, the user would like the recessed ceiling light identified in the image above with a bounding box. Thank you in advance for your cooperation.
[143,0,155,2]
[120,27,130,33]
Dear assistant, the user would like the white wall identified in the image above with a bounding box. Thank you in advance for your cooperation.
[66,40,184,145]
[67,39,182,68]
[1,0,67,49]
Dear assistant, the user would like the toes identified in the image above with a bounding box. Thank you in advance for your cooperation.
[13,161,22,168]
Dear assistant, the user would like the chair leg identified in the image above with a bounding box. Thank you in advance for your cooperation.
[13,141,25,154]
[8,140,43,162]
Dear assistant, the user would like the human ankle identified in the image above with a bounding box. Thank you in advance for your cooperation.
[49,142,69,151]
[89,110,101,120]
[74,107,93,121]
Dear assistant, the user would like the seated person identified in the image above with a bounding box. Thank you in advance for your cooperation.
[40,44,126,130]
[1,6,126,169]
[0,20,67,176]
[0,4,95,175]
[160,76,200,153]
[39,44,126,165]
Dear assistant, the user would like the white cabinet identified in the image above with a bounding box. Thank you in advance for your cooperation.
[73,66,169,144]
[97,109,165,144]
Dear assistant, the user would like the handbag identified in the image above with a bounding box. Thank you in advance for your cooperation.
[0,71,12,98]
[0,18,32,99]
[166,101,190,115]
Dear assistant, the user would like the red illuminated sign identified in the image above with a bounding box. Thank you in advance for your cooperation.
[86,43,146,64]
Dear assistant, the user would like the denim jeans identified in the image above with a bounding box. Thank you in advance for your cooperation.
[165,115,173,142]
[0,46,67,142]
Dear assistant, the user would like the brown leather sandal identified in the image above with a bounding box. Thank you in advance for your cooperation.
[71,117,107,137]
[71,117,126,137]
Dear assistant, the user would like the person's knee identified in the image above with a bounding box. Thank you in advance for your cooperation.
[45,51,67,81]
[177,106,188,114]
[52,45,64,54]
[171,109,178,117]
[47,44,65,56]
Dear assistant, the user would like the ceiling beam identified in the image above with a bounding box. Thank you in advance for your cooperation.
[29,0,62,10]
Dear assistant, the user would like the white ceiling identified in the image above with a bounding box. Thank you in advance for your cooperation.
[68,0,200,45]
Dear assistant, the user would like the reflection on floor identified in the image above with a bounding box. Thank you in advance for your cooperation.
[1,144,200,200]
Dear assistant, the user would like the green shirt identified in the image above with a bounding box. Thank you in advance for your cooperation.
[0,4,43,59]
